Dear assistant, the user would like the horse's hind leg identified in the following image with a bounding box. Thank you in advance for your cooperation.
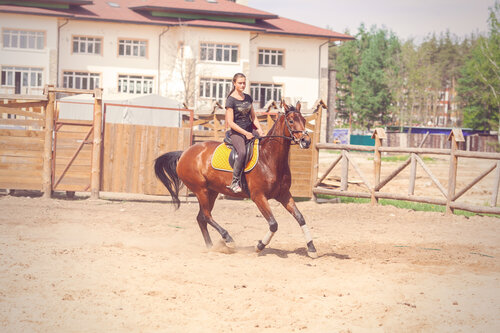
[197,210,212,248]
[278,192,318,258]
[196,189,234,247]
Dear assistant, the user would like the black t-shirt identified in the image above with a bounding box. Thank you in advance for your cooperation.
[225,94,253,132]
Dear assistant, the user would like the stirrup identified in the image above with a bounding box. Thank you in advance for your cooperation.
[226,180,242,193]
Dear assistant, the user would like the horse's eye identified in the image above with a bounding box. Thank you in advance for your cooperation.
[288,119,294,124]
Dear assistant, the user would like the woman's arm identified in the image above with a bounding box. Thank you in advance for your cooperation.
[250,105,265,137]
[226,107,254,139]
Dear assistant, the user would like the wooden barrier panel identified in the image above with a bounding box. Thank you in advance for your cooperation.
[0,99,46,191]
[101,123,191,195]
[53,122,93,192]
[0,129,44,190]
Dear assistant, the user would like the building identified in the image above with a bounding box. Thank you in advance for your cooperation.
[0,0,353,112]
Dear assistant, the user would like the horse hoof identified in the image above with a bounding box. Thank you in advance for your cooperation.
[225,241,236,249]
[308,251,318,259]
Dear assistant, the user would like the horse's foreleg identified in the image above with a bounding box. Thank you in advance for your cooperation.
[252,195,278,252]
[278,193,318,258]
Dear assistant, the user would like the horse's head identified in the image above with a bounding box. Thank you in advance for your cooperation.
[282,101,311,149]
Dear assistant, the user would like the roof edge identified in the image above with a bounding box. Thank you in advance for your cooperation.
[130,5,278,20]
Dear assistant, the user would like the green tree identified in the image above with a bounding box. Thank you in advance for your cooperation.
[330,27,360,124]
[331,25,401,129]
[458,0,500,132]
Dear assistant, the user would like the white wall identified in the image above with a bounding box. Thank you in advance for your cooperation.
[1,12,329,114]
[0,13,57,94]
[59,20,161,95]
[250,34,328,108]
[162,26,250,112]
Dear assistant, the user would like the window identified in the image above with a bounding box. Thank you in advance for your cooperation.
[250,83,283,107]
[199,78,232,103]
[200,43,238,63]
[1,66,43,88]
[258,49,284,67]
[73,36,102,55]
[118,75,153,94]
[63,71,100,90]
[2,29,44,50]
[118,39,147,57]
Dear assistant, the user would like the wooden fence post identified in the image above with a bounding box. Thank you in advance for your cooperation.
[409,153,417,195]
[42,85,55,199]
[446,129,465,214]
[491,161,500,207]
[371,128,386,205]
[341,150,348,191]
[91,88,103,199]
[313,102,324,192]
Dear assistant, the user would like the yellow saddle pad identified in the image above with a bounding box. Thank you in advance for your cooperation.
[211,139,259,173]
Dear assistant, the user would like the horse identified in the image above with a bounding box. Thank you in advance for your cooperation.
[154,101,318,258]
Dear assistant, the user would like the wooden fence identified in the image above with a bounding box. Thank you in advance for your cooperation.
[1,87,193,199]
[0,96,48,191]
[314,128,500,215]
[385,131,498,152]
[101,123,191,195]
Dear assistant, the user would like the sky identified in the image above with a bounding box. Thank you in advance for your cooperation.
[249,0,494,42]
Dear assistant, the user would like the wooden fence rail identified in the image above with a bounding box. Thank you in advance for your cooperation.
[314,128,500,215]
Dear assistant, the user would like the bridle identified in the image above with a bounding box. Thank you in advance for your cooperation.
[259,110,310,147]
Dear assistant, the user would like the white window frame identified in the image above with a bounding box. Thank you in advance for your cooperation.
[250,83,283,106]
[1,66,43,88]
[199,77,232,103]
[258,49,284,67]
[72,36,102,55]
[200,43,238,63]
[118,39,147,58]
[62,71,100,90]
[2,29,45,50]
[118,74,154,94]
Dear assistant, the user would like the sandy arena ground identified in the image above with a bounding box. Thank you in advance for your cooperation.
[1,152,500,332]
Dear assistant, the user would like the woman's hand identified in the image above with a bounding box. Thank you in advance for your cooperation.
[245,131,254,140]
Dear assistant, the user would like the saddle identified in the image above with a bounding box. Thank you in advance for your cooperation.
[211,132,259,173]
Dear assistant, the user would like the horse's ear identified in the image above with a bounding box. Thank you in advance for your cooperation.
[296,101,301,113]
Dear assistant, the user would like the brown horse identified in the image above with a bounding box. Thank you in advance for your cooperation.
[154,101,318,258]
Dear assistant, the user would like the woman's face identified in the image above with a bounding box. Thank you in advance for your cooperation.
[234,77,246,93]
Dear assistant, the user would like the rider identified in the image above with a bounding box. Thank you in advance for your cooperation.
[225,73,265,193]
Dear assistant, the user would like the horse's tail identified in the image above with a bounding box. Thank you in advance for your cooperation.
[154,151,184,209]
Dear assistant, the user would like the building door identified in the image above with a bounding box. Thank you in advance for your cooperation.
[14,72,21,94]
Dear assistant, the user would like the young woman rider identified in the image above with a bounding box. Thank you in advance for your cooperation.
[225,73,265,193]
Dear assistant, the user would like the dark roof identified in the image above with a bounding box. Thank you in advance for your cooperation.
[0,0,354,40]
[130,0,278,20]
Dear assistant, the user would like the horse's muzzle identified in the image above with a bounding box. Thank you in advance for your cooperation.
[299,134,311,149]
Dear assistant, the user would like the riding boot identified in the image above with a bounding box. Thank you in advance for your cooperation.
[227,156,244,193]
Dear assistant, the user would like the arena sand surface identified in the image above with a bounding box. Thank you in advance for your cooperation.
[1,151,500,332]
[0,190,499,332]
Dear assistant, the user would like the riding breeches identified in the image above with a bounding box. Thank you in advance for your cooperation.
[229,129,258,175]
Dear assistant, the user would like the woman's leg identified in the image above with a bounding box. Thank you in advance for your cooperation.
[227,132,246,193]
